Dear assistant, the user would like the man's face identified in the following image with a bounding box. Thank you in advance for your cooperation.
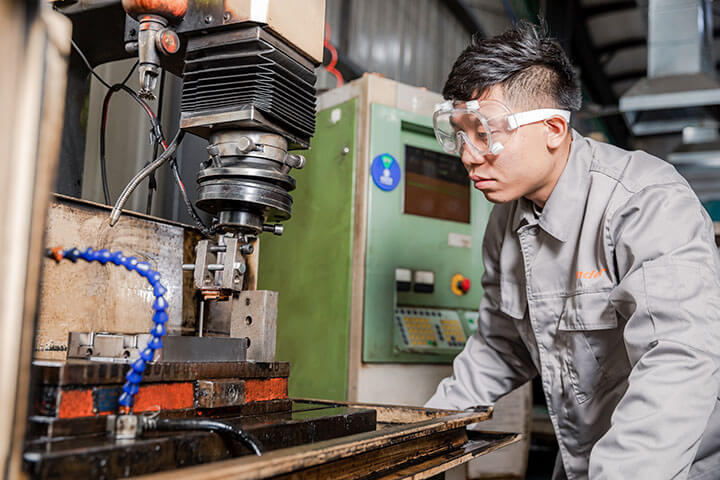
[458,86,559,204]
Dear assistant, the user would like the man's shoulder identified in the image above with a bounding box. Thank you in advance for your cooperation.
[583,135,690,195]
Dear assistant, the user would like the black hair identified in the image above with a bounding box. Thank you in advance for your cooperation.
[443,21,581,111]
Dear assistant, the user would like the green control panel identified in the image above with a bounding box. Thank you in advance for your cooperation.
[363,104,492,363]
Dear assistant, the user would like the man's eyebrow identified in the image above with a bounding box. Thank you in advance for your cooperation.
[451,113,482,129]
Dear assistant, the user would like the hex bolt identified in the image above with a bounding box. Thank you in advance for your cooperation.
[227,384,238,402]
[285,153,306,169]
[206,144,221,167]
[235,137,255,154]
[262,224,284,236]
[124,41,139,54]
[234,262,246,274]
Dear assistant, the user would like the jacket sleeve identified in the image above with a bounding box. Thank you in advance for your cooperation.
[589,182,720,479]
[425,207,537,410]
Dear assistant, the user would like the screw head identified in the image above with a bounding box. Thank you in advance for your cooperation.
[223,11,231,21]
[235,137,254,154]
[204,15,213,23]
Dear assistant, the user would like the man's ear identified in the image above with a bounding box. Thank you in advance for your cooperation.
[544,116,569,149]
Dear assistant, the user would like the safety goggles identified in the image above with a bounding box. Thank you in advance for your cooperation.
[432,99,571,157]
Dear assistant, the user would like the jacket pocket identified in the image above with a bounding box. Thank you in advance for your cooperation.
[558,291,620,404]
[499,280,527,320]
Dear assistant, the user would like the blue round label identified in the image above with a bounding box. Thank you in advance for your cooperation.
[371,153,401,191]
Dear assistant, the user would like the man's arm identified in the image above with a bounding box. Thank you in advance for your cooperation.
[426,206,537,410]
[589,183,720,479]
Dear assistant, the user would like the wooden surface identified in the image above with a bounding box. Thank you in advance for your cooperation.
[136,406,492,480]
[293,398,492,425]
[36,196,186,359]
[374,432,520,480]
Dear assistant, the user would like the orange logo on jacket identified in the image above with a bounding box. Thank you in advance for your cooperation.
[577,268,606,279]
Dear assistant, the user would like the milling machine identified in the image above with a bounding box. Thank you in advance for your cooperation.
[10,1,519,478]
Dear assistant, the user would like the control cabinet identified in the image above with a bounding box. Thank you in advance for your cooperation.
[259,75,492,403]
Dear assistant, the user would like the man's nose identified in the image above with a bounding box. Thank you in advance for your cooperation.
[460,147,486,170]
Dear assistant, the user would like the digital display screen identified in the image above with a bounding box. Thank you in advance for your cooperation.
[404,145,470,223]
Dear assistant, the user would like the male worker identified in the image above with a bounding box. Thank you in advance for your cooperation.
[426,21,720,479]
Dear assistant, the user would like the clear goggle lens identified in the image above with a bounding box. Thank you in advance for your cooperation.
[433,100,571,156]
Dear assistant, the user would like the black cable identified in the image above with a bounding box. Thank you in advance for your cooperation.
[71,40,137,89]
[121,60,139,87]
[147,69,166,214]
[169,159,215,237]
[152,418,263,456]
[69,37,155,205]
[71,39,111,89]
[71,37,211,234]
[100,83,167,205]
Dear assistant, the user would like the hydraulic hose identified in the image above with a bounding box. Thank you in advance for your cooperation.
[109,128,185,227]
[147,418,263,456]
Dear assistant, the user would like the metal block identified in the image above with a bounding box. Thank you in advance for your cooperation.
[68,333,246,363]
[195,379,246,408]
[157,336,247,363]
[219,237,245,291]
[190,237,246,293]
[107,414,140,440]
[193,239,214,290]
[68,332,152,361]
[33,360,289,387]
[230,290,278,362]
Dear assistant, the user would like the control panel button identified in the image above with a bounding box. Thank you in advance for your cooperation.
[395,268,412,292]
[451,273,471,296]
[413,270,435,293]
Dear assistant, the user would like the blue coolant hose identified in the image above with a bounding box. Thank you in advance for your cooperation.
[47,246,168,413]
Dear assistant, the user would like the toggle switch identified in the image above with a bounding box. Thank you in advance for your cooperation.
[395,268,412,291]
[451,273,471,296]
[413,270,434,293]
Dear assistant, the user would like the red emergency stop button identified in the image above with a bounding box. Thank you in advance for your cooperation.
[451,273,471,296]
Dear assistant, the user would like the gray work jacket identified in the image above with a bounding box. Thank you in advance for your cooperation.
[426,131,720,479]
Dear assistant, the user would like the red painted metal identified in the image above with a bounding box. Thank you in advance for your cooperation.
[57,390,95,419]
[121,0,188,21]
[134,382,195,412]
[55,378,288,419]
[245,378,288,403]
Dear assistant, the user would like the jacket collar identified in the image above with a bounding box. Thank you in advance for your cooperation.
[512,130,592,242]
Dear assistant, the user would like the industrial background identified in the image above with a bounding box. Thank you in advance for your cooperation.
[2,1,720,480]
